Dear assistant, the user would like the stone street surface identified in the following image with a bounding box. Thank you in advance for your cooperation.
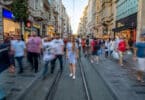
[0,55,145,100]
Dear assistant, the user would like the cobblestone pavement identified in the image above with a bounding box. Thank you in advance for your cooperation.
[0,58,43,100]
[89,55,145,100]
[0,55,145,100]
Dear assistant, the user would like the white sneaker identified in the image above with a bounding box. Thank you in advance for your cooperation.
[91,60,94,63]
[72,75,76,79]
[69,73,73,77]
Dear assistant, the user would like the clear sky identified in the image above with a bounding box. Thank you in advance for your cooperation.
[62,0,88,34]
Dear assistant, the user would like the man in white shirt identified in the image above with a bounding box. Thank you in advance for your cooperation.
[42,36,55,79]
[13,36,26,74]
[51,34,64,73]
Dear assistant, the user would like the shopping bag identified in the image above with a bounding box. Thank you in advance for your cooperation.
[43,54,56,61]
[126,50,132,55]
[112,51,119,60]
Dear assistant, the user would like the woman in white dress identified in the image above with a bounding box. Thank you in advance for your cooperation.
[66,37,79,79]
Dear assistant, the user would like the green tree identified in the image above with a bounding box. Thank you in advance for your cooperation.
[11,0,29,38]
[11,0,28,22]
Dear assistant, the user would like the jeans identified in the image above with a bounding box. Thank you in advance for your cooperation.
[42,61,49,77]
[29,52,39,72]
[15,56,23,72]
[51,55,63,73]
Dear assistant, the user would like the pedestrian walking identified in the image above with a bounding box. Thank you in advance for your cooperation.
[51,34,64,73]
[66,37,79,79]
[85,36,90,57]
[133,34,145,83]
[90,38,95,63]
[76,36,81,57]
[117,36,127,66]
[9,35,17,73]
[26,32,42,73]
[109,38,115,56]
[13,36,26,74]
[81,37,86,55]
[104,39,110,58]
[128,38,134,53]
[42,36,56,79]
[94,38,101,64]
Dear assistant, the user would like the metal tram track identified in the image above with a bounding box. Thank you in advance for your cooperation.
[86,56,118,100]
[78,58,93,100]
[45,71,62,100]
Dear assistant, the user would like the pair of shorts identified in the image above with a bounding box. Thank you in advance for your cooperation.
[118,51,124,58]
[137,58,145,71]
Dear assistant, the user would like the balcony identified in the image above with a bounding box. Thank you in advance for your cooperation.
[29,9,44,21]
[0,0,13,5]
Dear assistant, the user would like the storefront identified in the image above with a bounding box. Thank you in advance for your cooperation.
[47,25,55,37]
[2,8,20,38]
[113,13,137,42]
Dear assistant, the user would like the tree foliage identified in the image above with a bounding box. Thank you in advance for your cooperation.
[11,0,29,22]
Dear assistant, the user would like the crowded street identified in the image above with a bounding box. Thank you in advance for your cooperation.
[0,0,145,100]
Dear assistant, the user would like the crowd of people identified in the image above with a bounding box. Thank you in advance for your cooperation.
[0,32,145,82]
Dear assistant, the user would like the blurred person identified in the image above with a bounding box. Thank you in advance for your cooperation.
[104,39,110,58]
[76,36,81,57]
[94,38,101,64]
[66,36,79,79]
[26,32,42,73]
[85,36,90,57]
[63,37,68,55]
[90,38,96,63]
[117,36,127,66]
[13,36,26,74]
[8,35,17,73]
[51,34,64,73]
[42,36,55,79]
[133,34,145,83]
[128,38,134,53]
[81,38,86,55]
[109,38,116,56]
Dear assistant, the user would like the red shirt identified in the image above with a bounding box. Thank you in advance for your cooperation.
[81,40,86,47]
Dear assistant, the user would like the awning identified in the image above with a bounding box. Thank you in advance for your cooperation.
[112,25,136,32]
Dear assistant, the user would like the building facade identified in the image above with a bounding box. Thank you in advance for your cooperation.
[86,0,96,37]
[114,0,138,41]
[78,0,117,38]
[99,0,117,38]
[137,0,145,41]
[77,6,88,37]
[0,0,71,41]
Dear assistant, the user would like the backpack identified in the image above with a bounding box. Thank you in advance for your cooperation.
[86,39,89,46]
[118,40,126,52]
[76,38,80,46]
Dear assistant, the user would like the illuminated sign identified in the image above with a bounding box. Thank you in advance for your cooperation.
[2,9,14,20]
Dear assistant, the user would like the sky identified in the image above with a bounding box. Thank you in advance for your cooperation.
[62,0,88,34]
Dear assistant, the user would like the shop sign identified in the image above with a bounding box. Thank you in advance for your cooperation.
[33,23,40,29]
[2,8,14,20]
